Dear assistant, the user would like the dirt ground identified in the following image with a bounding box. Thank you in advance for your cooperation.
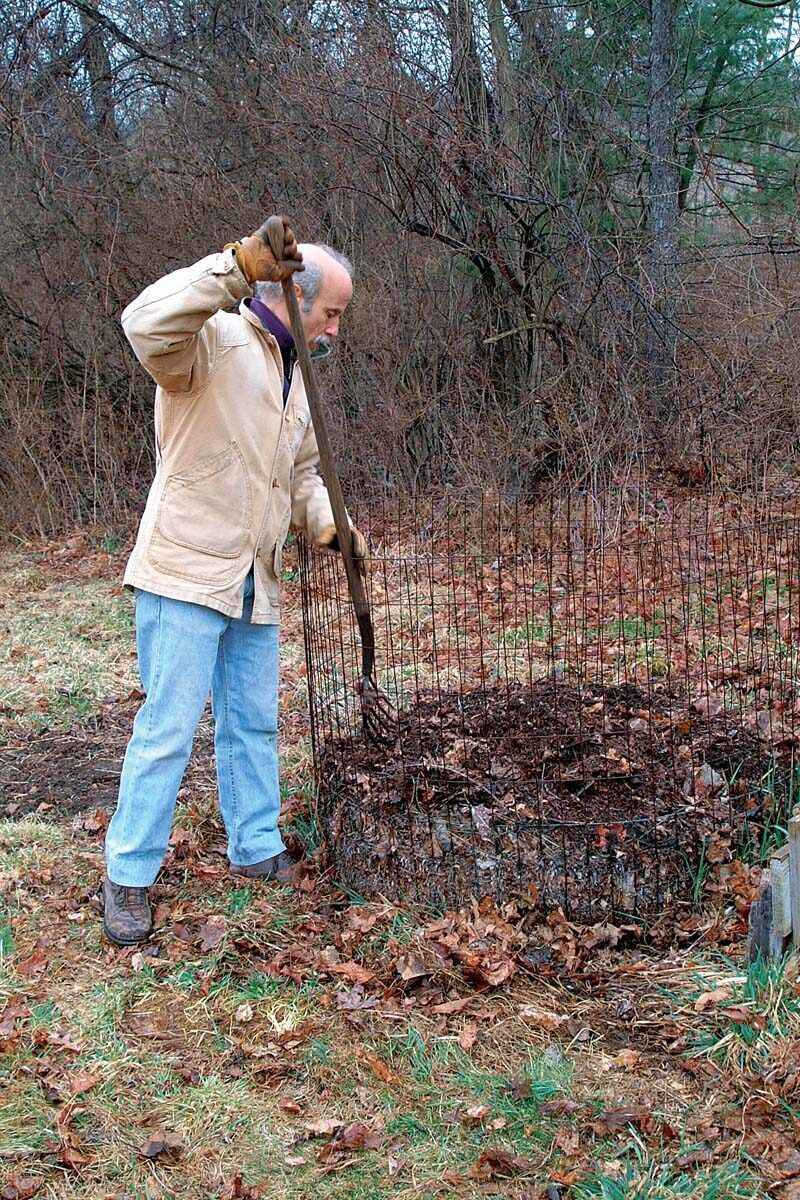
[0,532,797,1200]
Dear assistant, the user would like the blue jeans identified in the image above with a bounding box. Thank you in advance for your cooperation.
[105,571,284,886]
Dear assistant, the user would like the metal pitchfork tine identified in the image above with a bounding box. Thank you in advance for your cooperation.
[264,216,397,745]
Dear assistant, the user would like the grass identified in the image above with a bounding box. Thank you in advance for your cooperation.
[0,572,137,733]
[659,951,800,1076]
[573,1154,761,1199]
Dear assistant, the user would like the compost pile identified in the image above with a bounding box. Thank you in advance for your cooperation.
[317,677,780,918]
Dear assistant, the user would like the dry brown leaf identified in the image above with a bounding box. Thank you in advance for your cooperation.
[336,1122,383,1151]
[518,1005,564,1031]
[614,1048,641,1068]
[396,954,431,983]
[430,997,471,1015]
[361,1050,399,1084]
[304,1117,344,1137]
[68,1069,100,1097]
[458,1021,478,1051]
[541,1097,583,1117]
[328,960,375,986]
[345,907,380,933]
[469,1147,537,1180]
[198,915,227,953]
[694,987,732,1013]
[139,1129,184,1159]
[0,1177,42,1200]
[462,1104,491,1126]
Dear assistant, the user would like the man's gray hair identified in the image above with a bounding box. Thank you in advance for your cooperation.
[255,244,354,313]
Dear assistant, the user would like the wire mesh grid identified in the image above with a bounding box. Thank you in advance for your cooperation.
[298,487,800,921]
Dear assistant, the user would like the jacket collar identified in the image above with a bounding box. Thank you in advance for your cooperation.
[248,297,294,351]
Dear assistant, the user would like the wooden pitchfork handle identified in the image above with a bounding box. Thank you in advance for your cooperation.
[263,216,377,679]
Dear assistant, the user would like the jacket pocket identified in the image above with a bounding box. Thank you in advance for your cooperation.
[155,441,252,559]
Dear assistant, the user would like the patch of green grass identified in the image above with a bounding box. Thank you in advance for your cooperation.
[29,999,60,1028]
[98,531,124,553]
[365,910,417,956]
[303,1035,333,1067]
[667,953,800,1075]
[165,964,200,991]
[0,1080,57,1157]
[0,579,138,733]
[501,618,553,647]
[0,819,65,876]
[573,1145,761,1198]
[226,886,253,915]
[736,759,799,866]
[0,919,14,957]
[288,808,322,855]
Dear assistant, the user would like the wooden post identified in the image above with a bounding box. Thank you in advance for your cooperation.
[748,844,792,962]
[770,845,791,959]
[789,815,800,948]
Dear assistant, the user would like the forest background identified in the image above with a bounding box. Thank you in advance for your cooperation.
[1,0,800,536]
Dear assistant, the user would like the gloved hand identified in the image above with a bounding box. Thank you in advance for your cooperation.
[316,524,368,563]
[225,215,304,285]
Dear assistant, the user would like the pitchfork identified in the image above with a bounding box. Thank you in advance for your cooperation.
[264,216,396,744]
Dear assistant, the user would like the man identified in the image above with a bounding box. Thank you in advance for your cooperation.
[102,216,366,946]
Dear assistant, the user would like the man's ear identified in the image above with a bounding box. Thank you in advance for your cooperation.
[293,281,304,301]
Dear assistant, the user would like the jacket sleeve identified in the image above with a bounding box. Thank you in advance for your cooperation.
[290,419,338,543]
[121,249,252,394]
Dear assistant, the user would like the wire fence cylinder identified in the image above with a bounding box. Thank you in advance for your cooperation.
[298,490,800,921]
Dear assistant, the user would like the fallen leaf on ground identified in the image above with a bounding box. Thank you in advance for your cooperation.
[68,1069,100,1097]
[540,1097,582,1117]
[217,1172,263,1198]
[1,1177,42,1200]
[694,987,732,1013]
[328,960,375,985]
[462,1104,491,1125]
[304,1118,344,1137]
[469,1147,537,1180]
[336,1122,383,1150]
[430,996,471,1015]
[335,985,379,1011]
[458,1021,478,1051]
[345,907,380,933]
[198,915,227,953]
[614,1048,641,1068]
[395,954,431,983]
[589,1105,665,1137]
[139,1129,184,1159]
[518,1006,564,1031]
[361,1049,399,1084]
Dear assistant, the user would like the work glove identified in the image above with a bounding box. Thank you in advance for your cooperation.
[316,524,368,564]
[225,215,304,285]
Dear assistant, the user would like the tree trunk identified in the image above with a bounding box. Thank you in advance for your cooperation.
[644,0,679,426]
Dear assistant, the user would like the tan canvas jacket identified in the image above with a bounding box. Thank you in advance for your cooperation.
[121,247,338,624]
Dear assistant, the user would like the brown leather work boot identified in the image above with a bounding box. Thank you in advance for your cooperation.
[102,876,153,945]
[230,850,296,883]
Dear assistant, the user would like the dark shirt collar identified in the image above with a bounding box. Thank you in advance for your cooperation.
[248,296,294,351]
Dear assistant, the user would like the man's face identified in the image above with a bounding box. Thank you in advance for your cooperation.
[299,264,353,351]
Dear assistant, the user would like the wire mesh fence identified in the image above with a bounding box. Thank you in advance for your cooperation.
[298,486,800,921]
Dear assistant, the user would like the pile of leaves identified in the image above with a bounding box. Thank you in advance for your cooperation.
[319,677,781,920]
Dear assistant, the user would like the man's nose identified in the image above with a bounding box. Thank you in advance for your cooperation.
[325,318,339,337]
